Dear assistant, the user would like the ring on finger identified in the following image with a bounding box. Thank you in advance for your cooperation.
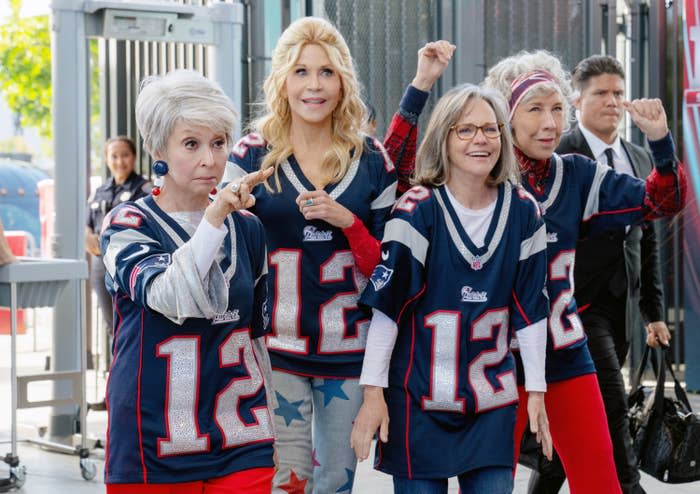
[304,198,313,207]
[229,181,242,193]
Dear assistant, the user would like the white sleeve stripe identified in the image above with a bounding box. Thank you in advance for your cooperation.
[519,224,547,261]
[582,163,610,221]
[103,228,158,278]
[383,218,429,266]
[370,181,398,210]
[374,137,396,172]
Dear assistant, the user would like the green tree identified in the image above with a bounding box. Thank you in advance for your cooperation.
[0,0,52,136]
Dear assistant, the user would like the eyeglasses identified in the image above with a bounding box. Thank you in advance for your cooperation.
[449,122,504,141]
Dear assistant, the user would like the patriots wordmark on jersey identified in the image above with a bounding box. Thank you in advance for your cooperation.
[227,133,397,377]
[361,182,549,478]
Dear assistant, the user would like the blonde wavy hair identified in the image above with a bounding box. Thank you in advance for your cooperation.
[414,84,519,188]
[251,17,366,192]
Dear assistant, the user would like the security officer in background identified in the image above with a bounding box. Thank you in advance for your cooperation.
[86,136,149,370]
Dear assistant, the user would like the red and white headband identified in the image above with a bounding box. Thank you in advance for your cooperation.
[508,70,559,121]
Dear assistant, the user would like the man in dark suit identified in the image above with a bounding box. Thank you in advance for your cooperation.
[528,55,672,494]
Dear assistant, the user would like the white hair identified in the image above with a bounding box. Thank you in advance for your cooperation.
[135,70,237,157]
[483,50,574,128]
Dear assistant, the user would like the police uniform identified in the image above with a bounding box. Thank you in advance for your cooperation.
[87,171,150,336]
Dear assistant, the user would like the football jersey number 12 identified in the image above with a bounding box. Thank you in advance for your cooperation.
[156,330,273,456]
[267,249,370,354]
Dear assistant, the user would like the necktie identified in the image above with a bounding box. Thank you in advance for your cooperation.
[604,147,614,168]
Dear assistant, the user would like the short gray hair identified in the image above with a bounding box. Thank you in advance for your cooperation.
[483,50,573,128]
[414,84,519,188]
[135,70,237,157]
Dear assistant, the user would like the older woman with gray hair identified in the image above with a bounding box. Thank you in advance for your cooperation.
[483,50,686,494]
[351,83,552,494]
[100,69,275,493]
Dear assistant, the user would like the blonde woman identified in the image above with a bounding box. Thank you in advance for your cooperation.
[227,17,396,493]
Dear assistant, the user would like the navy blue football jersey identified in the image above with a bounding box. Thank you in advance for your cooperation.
[359,182,549,478]
[227,134,397,377]
[101,196,274,484]
[516,153,646,383]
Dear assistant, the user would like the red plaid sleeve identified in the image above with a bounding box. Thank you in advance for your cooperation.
[643,162,687,220]
[383,111,418,196]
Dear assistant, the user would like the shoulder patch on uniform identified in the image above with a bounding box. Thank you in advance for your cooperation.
[370,264,394,291]
[110,205,145,228]
[393,185,431,214]
[232,132,266,159]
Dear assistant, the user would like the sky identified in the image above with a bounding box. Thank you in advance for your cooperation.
[0,0,51,19]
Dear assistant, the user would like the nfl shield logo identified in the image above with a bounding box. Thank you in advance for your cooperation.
[470,257,483,270]
[370,264,394,291]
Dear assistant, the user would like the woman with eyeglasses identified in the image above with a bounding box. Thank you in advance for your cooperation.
[376,49,686,494]
[351,83,552,494]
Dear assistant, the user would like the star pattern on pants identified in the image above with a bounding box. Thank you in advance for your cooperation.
[335,468,355,493]
[312,378,349,406]
[311,448,321,468]
[274,391,305,426]
[279,470,308,494]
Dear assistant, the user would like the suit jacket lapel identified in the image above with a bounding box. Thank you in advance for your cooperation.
[571,125,595,159]
[620,139,643,178]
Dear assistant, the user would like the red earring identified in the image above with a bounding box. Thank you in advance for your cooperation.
[151,160,168,196]
[210,187,218,195]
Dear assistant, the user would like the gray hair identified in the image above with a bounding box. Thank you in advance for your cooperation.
[483,50,573,128]
[135,70,237,157]
[414,84,519,188]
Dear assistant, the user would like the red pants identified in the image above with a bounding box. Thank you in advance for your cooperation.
[514,374,621,494]
[106,467,274,494]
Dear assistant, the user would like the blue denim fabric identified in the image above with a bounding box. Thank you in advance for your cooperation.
[393,466,513,494]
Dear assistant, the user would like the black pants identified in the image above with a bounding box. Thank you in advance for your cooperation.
[528,310,644,494]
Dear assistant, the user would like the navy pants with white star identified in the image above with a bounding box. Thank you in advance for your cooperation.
[271,370,363,494]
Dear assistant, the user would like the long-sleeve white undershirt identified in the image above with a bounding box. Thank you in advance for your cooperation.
[359,186,547,392]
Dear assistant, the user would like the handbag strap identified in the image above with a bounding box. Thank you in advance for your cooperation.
[651,347,693,416]
[662,347,693,411]
[630,344,651,392]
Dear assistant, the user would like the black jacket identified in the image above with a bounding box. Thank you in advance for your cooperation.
[556,125,664,341]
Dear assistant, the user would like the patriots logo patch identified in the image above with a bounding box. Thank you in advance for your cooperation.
[136,253,171,270]
[370,264,394,291]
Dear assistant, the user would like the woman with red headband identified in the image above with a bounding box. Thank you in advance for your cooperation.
[382,49,686,493]
[483,51,685,493]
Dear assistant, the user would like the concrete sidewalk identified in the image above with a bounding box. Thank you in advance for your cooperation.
[1,311,699,493]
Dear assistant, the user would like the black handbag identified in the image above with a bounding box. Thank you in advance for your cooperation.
[518,423,565,478]
[628,345,700,483]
